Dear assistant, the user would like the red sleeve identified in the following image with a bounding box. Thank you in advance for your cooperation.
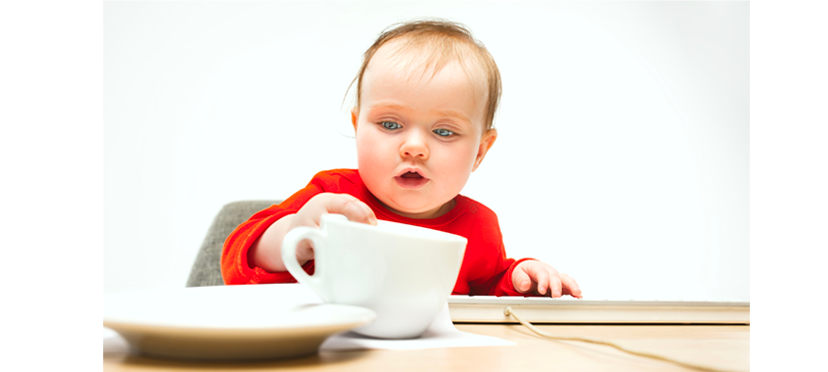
[459,200,539,296]
[220,177,326,285]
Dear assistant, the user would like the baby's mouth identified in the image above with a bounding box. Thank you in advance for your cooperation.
[395,171,429,189]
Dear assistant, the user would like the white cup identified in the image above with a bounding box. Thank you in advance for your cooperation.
[281,214,467,339]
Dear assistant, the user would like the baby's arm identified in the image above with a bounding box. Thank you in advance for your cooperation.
[512,260,583,298]
[248,193,377,272]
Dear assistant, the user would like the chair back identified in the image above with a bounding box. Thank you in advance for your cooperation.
[186,200,280,287]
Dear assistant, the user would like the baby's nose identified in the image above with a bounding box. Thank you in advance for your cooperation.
[403,149,427,159]
[401,146,428,159]
[400,135,429,160]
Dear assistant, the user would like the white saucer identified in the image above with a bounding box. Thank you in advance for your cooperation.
[103,284,375,361]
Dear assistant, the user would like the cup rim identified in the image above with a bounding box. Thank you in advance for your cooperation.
[321,213,468,245]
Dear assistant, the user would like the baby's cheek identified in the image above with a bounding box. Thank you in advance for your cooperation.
[356,132,390,159]
[448,148,476,179]
[355,143,390,192]
[355,139,378,168]
[357,146,389,174]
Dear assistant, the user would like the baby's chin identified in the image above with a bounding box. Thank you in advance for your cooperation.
[379,196,454,220]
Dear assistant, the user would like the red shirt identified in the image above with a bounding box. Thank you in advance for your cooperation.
[221,169,533,296]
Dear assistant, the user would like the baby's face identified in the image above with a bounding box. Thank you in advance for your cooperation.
[352,42,496,219]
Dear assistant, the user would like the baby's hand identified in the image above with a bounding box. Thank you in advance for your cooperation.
[289,193,377,262]
[512,260,582,298]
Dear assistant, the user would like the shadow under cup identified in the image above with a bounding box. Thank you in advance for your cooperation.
[281,214,467,339]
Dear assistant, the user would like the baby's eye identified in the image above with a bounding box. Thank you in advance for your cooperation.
[433,128,455,137]
[381,121,401,130]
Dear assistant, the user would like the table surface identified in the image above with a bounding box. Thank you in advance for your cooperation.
[103,323,749,372]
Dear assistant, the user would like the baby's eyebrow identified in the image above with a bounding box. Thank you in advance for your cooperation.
[437,110,471,122]
[371,102,411,112]
[370,103,472,123]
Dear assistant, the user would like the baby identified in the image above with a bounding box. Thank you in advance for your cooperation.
[222,20,582,298]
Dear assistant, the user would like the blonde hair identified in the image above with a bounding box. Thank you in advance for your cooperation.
[349,20,502,131]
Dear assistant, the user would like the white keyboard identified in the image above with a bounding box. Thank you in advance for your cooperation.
[447,295,750,324]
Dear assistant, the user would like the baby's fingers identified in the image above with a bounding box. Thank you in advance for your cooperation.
[322,194,377,226]
[547,270,563,298]
[532,267,550,296]
[339,199,377,225]
[559,273,582,299]
[512,269,533,294]
[519,261,555,296]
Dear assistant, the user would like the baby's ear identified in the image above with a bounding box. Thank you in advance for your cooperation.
[473,128,498,172]
[350,108,359,132]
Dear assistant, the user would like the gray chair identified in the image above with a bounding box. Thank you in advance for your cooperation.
[186,200,280,287]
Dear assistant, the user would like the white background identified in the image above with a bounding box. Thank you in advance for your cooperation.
[104,1,749,301]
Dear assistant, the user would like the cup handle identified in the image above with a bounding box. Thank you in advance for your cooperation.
[281,226,325,293]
